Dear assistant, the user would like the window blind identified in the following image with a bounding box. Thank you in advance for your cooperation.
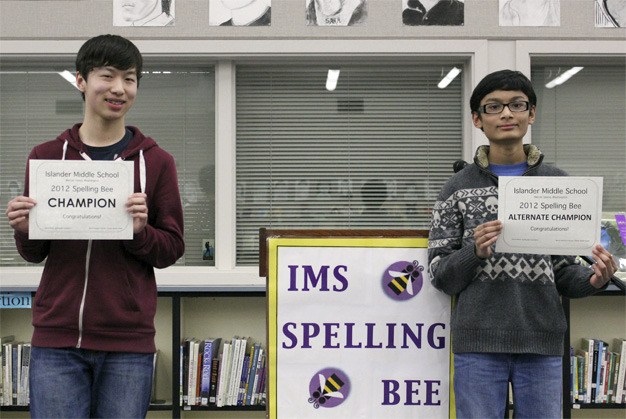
[235,63,464,265]
[531,64,625,213]
[0,67,215,267]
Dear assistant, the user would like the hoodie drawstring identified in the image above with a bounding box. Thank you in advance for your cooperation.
[139,149,146,194]
[62,140,68,160]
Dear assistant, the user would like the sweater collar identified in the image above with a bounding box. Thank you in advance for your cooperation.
[474,144,543,169]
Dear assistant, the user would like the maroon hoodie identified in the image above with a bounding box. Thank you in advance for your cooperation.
[15,124,185,353]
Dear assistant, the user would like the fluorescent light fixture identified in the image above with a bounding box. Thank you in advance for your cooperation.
[545,67,584,89]
[438,67,461,89]
[58,70,78,89]
[326,69,340,91]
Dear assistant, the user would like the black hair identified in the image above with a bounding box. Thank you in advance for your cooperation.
[469,69,537,113]
[75,34,143,98]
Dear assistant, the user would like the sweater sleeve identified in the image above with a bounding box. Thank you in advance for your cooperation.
[427,185,484,296]
[553,255,602,298]
[123,151,185,268]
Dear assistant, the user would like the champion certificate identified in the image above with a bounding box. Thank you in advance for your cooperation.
[29,159,134,240]
[496,176,603,255]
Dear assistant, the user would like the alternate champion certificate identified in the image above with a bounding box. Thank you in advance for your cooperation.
[29,159,134,240]
[496,176,603,255]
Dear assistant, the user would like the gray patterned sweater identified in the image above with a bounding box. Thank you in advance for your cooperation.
[428,144,600,356]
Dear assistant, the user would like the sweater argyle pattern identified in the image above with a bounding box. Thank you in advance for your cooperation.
[429,183,559,285]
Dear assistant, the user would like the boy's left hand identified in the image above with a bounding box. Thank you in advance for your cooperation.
[589,244,618,288]
[126,192,148,234]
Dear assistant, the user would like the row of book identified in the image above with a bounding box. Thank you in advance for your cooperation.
[180,336,266,408]
[1,336,30,406]
[570,337,626,404]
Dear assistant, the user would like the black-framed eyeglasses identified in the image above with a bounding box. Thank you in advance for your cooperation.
[480,101,530,114]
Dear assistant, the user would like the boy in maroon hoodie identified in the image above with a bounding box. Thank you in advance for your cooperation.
[5,34,185,418]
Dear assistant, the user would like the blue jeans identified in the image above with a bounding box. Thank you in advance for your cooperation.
[29,346,153,418]
[454,352,562,419]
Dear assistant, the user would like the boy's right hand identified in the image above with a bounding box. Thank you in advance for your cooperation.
[473,220,503,259]
[5,196,36,234]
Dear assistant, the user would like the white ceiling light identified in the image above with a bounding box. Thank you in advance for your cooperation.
[58,70,78,89]
[438,67,461,89]
[545,67,584,89]
[326,69,340,91]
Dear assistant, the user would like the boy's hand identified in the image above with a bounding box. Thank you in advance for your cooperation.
[589,244,618,289]
[5,196,36,234]
[473,220,503,259]
[126,193,148,234]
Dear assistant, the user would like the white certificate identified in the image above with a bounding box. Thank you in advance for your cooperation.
[29,159,134,240]
[496,176,603,255]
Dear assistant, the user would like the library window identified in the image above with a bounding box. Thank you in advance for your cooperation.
[235,63,464,265]
[0,64,215,267]
[531,60,626,281]
[531,61,625,215]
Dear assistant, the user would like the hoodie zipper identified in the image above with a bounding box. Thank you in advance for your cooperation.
[74,147,91,348]
[69,142,146,348]
[76,240,92,348]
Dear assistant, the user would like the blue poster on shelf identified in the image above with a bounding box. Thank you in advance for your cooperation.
[0,293,32,308]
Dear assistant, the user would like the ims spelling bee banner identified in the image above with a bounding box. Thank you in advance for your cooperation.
[267,236,452,418]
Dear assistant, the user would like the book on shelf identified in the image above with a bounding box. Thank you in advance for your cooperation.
[613,338,626,403]
[575,337,626,405]
[17,343,30,406]
[256,353,267,406]
[178,342,184,405]
[187,339,199,406]
[245,343,261,406]
[610,350,620,404]
[234,337,250,406]
[580,337,594,403]
[179,338,236,407]
[590,339,601,403]
[597,345,610,403]
[1,337,15,406]
[199,337,221,406]
[195,340,203,405]
[570,347,577,403]
[240,342,256,406]
[208,357,220,405]
[597,340,609,403]
[251,348,265,405]
[226,336,240,406]
[575,353,586,403]
[607,350,617,403]
[216,340,231,407]
[176,335,267,409]
[11,342,19,406]
[180,338,190,405]
[237,350,250,406]
[0,339,31,407]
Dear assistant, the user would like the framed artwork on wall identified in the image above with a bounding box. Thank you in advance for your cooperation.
[209,0,271,26]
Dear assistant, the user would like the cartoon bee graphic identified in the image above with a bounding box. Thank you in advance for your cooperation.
[387,261,423,296]
[307,372,345,409]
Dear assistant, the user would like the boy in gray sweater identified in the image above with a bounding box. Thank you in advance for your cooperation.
[427,69,617,418]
